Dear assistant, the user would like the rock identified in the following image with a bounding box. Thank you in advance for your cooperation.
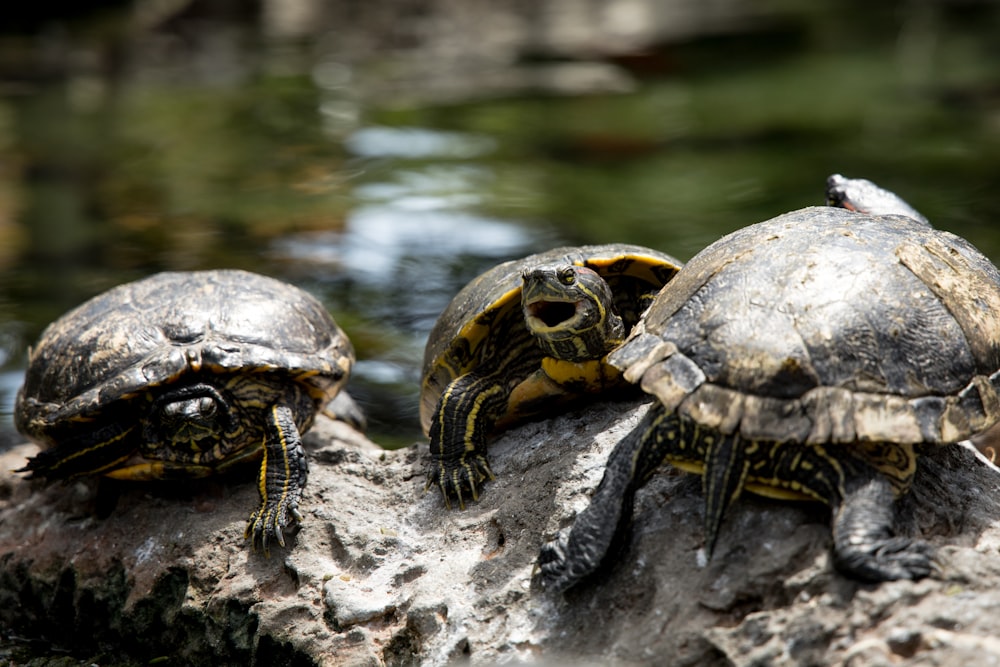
[2,400,1000,666]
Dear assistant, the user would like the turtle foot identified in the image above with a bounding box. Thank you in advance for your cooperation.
[426,455,495,510]
[833,536,936,582]
[534,520,616,594]
[246,404,309,556]
[832,475,935,582]
[245,495,304,556]
[534,532,589,593]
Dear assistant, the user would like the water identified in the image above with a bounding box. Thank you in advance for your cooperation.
[1,0,999,448]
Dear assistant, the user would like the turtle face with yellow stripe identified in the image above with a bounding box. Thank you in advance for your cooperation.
[522,265,626,363]
[420,244,683,509]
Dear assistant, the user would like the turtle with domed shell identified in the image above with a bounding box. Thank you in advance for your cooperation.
[536,177,1000,590]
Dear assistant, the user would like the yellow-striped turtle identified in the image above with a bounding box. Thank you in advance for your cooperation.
[536,183,1000,590]
[421,244,683,507]
[15,269,354,553]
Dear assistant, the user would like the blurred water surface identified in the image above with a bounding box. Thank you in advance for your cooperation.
[1,0,998,446]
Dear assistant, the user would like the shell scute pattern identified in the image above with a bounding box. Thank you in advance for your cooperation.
[419,244,684,433]
[16,269,354,554]
[617,209,1000,444]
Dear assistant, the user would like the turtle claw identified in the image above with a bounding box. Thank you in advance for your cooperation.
[426,455,495,509]
[534,533,576,593]
[245,404,308,556]
[832,475,936,582]
[245,496,300,556]
[534,524,614,594]
[834,536,936,582]
[245,495,300,554]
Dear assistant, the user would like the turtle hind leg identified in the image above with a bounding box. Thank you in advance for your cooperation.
[425,370,507,509]
[535,405,670,593]
[832,473,935,581]
[245,404,309,556]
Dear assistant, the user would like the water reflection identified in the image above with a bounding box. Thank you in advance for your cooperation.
[346,126,497,160]
[0,0,998,450]
[0,322,19,424]
[272,140,559,442]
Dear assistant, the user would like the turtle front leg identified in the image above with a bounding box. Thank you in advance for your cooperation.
[17,420,138,480]
[426,371,509,509]
[831,473,935,581]
[245,405,309,555]
[535,406,668,593]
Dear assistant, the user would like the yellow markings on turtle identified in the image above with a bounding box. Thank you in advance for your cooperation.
[68,414,97,424]
[463,382,506,454]
[539,358,618,390]
[198,442,227,464]
[107,462,168,480]
[247,404,295,550]
[450,287,522,370]
[743,482,816,501]
[305,384,333,402]
[46,425,136,475]
[574,274,613,336]
[853,440,917,496]
[434,381,463,449]
[256,428,269,512]
[107,461,214,480]
[670,460,706,475]
[585,255,668,285]
[657,414,856,508]
[238,396,271,410]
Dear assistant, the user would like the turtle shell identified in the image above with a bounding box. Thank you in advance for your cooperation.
[419,244,683,434]
[16,269,353,450]
[609,206,1000,447]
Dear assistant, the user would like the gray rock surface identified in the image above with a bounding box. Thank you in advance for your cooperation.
[2,399,1000,666]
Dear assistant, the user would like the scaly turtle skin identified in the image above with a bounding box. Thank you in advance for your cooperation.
[421,244,683,508]
[15,269,354,554]
[826,173,931,226]
[536,181,1000,591]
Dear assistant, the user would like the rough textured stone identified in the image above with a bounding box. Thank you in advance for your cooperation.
[2,399,1000,666]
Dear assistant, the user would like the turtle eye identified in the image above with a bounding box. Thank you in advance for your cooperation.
[558,267,576,285]
[196,396,217,418]
[162,395,219,422]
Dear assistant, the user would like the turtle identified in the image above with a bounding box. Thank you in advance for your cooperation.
[825,173,931,226]
[535,181,1000,591]
[421,244,683,508]
[15,269,355,554]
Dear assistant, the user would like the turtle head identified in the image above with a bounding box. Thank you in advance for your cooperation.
[521,264,625,362]
[143,383,240,458]
[825,173,930,227]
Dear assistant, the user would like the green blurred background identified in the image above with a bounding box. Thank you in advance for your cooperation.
[1,0,998,447]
